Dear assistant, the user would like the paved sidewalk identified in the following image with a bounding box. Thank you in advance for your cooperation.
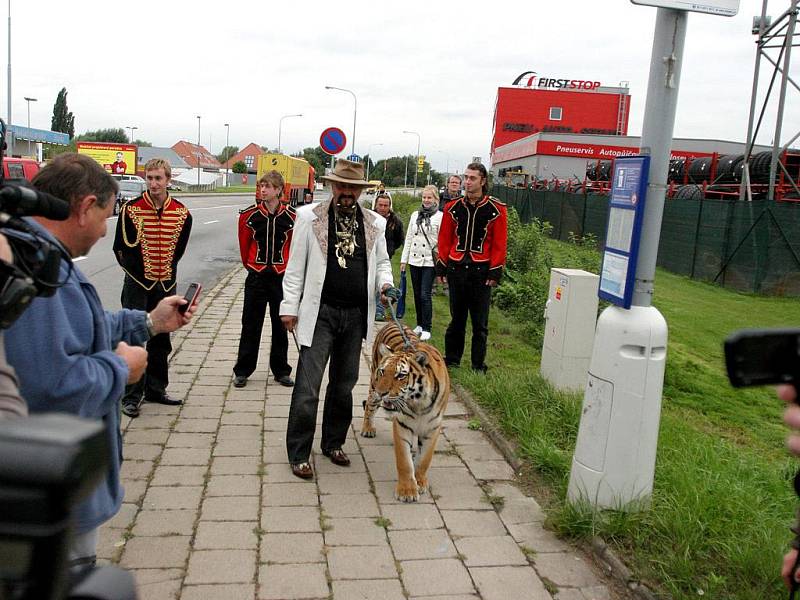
[100,266,613,600]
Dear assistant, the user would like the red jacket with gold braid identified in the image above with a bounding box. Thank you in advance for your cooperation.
[435,195,508,282]
[238,201,296,275]
[113,192,192,292]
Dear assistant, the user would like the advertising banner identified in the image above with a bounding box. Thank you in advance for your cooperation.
[76,142,137,175]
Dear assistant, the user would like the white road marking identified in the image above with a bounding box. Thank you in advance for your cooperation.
[203,220,219,225]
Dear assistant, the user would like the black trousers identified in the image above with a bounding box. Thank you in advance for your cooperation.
[409,265,435,331]
[233,270,291,379]
[286,304,364,464]
[120,276,171,402]
[444,263,492,370]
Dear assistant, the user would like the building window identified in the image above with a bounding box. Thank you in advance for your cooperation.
[245,155,254,168]
[549,107,563,121]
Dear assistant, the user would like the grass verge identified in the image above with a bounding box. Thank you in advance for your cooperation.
[388,192,800,599]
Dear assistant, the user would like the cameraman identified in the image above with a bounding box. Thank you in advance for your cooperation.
[0,232,26,419]
[3,154,197,569]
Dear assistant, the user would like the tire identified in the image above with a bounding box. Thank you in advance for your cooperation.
[688,157,714,184]
[672,184,704,200]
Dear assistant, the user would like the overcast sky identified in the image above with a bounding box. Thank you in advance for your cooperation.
[8,0,798,171]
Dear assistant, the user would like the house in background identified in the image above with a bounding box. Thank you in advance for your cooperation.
[136,146,190,178]
[223,143,264,174]
[172,140,223,173]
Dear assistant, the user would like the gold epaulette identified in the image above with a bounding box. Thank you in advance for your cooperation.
[488,196,506,206]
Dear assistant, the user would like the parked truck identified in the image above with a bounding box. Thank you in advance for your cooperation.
[256,153,315,206]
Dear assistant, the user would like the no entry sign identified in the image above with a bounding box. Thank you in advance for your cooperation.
[320,127,347,156]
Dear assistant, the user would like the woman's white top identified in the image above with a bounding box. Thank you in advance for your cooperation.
[400,210,443,268]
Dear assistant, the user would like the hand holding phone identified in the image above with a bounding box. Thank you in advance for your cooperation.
[179,282,202,314]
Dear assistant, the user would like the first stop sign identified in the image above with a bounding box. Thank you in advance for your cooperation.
[319,127,347,156]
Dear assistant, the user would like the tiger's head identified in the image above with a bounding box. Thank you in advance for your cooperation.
[369,343,444,414]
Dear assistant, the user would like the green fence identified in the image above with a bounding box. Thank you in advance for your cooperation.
[493,186,800,296]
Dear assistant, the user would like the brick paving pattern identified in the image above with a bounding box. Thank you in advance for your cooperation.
[100,266,614,599]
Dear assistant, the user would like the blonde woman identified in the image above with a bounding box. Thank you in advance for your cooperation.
[400,185,442,340]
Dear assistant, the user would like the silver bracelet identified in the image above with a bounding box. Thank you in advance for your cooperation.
[146,313,156,337]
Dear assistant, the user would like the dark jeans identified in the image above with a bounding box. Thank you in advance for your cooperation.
[233,271,291,379]
[444,263,492,370]
[409,265,435,331]
[286,304,365,464]
[120,276,171,402]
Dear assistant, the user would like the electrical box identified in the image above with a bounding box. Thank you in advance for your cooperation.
[540,268,600,391]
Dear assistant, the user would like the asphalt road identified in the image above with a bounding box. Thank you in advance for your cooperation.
[82,189,333,310]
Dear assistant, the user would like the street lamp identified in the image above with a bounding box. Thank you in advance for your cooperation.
[325,86,357,157]
[277,113,302,154]
[403,130,421,195]
[366,142,383,181]
[434,149,449,181]
[23,96,36,156]
[196,115,201,186]
[126,125,138,143]
[224,122,230,187]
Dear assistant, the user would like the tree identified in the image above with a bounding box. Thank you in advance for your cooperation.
[298,147,331,177]
[232,161,247,174]
[217,145,239,164]
[75,128,128,143]
[51,87,75,138]
[133,139,152,147]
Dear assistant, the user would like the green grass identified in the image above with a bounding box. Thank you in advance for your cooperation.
[209,185,256,194]
[387,193,800,599]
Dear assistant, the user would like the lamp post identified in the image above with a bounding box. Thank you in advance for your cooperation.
[23,96,35,156]
[403,130,420,196]
[366,142,383,181]
[196,115,201,186]
[434,148,449,181]
[325,86,357,157]
[277,113,302,154]
[125,125,137,143]
[224,122,230,187]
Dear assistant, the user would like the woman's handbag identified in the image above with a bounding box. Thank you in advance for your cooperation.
[396,270,408,319]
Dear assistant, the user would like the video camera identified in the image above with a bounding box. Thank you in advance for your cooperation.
[0,118,71,329]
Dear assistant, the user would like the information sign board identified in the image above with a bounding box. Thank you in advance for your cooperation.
[598,156,650,309]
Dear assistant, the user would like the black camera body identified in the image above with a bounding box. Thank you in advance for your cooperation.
[724,328,800,388]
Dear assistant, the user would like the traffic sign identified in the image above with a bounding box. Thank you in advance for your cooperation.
[319,127,347,156]
[347,154,361,162]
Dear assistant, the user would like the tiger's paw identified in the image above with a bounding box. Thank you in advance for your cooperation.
[395,481,420,503]
[360,428,376,438]
[415,476,429,495]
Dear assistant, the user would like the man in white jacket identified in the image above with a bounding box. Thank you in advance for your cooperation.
[280,159,396,480]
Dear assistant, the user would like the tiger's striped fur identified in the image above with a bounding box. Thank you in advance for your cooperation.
[362,324,450,502]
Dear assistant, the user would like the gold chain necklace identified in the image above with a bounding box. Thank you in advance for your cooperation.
[334,211,359,269]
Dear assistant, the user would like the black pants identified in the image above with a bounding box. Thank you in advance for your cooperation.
[120,276,171,402]
[233,270,291,379]
[286,304,364,464]
[444,263,492,370]
[409,265,435,331]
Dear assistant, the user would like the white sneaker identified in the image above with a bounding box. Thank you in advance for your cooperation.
[413,326,423,335]
[420,331,431,341]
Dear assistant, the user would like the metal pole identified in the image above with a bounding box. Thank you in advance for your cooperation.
[278,114,302,154]
[768,0,798,201]
[196,115,201,186]
[740,0,769,201]
[224,123,230,187]
[632,8,688,307]
[325,86,357,156]
[404,156,408,188]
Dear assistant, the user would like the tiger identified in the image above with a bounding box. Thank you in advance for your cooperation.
[361,324,450,502]
[360,322,419,436]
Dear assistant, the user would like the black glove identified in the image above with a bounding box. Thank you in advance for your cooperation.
[383,286,400,303]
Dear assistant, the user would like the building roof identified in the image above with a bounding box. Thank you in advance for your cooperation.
[223,143,263,173]
[172,140,223,170]
[137,146,190,169]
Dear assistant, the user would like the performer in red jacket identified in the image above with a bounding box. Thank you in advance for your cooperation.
[436,162,507,372]
[233,170,297,388]
[114,158,192,417]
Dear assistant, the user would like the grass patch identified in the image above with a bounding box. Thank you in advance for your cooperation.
[387,195,800,599]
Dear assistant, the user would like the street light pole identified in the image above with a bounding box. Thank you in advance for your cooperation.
[126,125,137,143]
[325,86,357,157]
[278,113,303,154]
[196,115,201,186]
[224,122,230,187]
[434,148,449,184]
[23,96,35,156]
[366,142,383,181]
[403,130,420,195]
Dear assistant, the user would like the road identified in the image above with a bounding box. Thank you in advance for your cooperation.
[81,190,330,310]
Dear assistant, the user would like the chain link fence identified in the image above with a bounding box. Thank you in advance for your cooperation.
[493,186,800,296]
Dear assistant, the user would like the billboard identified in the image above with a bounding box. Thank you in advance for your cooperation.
[76,142,137,175]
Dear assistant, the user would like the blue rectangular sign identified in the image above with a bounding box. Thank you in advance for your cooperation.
[598,156,650,309]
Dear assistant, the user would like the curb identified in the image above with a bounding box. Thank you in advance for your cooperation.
[450,382,658,600]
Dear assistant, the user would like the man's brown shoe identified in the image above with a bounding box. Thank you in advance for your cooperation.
[323,448,351,467]
[291,462,313,480]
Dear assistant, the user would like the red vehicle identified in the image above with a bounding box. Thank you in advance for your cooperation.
[3,157,40,181]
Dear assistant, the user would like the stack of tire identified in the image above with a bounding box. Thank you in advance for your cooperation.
[668,158,687,183]
[585,160,612,182]
[747,151,776,184]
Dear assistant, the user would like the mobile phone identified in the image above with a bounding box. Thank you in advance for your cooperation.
[178,282,202,314]
[724,328,800,387]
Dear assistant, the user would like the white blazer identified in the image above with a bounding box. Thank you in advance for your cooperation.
[280,200,395,347]
[400,210,442,268]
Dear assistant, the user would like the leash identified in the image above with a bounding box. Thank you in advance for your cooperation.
[290,329,319,395]
[386,295,413,350]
